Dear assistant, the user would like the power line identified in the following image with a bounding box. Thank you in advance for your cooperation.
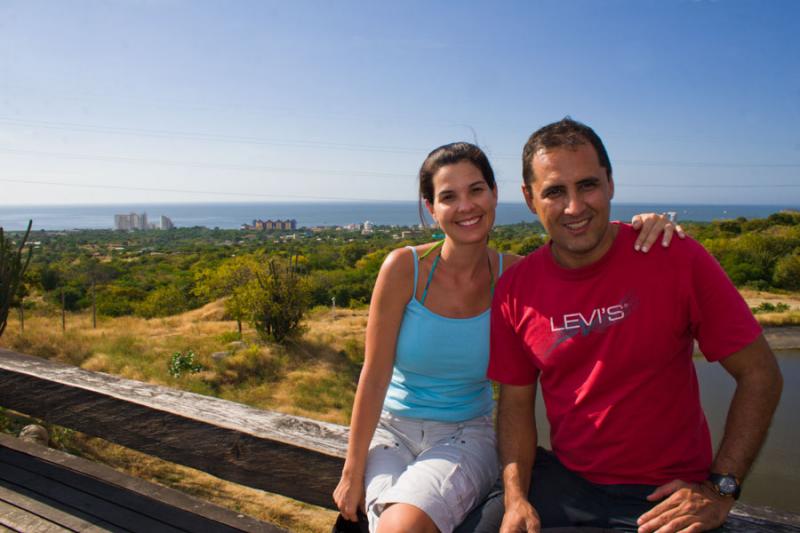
[2,116,799,168]
[488,152,800,168]
[2,144,798,187]
[0,177,399,202]
[0,82,488,135]
[0,117,428,155]
[0,146,414,179]
[3,177,799,206]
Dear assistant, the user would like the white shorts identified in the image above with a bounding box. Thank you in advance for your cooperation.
[364,411,499,533]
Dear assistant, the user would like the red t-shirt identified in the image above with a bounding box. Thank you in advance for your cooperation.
[489,223,761,485]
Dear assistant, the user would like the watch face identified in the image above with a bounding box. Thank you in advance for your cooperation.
[718,477,738,494]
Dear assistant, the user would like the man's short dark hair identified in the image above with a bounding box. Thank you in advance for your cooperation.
[522,117,612,187]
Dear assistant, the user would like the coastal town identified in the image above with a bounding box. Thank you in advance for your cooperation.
[111,212,424,240]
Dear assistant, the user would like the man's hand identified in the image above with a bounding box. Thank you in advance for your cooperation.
[637,480,734,532]
[500,497,541,533]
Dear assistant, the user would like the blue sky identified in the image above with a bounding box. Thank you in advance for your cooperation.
[1,0,798,206]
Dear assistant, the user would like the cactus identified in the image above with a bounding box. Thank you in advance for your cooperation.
[0,220,33,338]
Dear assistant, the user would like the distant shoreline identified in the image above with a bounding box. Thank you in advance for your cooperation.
[2,202,798,232]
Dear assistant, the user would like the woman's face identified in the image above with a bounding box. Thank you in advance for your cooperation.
[426,160,498,244]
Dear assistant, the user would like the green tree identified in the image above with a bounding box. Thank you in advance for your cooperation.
[249,256,310,344]
[194,255,260,336]
[773,252,800,290]
[0,221,33,338]
[513,234,546,256]
[134,285,193,318]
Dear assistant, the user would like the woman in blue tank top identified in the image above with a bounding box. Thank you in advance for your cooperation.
[333,143,682,533]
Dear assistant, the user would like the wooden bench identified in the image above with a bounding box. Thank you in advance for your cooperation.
[0,432,282,532]
[1,348,798,532]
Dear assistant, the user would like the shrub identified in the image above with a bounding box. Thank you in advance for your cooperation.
[751,302,791,314]
[249,257,310,344]
[167,350,204,378]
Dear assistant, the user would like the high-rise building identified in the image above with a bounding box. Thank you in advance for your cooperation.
[114,212,170,230]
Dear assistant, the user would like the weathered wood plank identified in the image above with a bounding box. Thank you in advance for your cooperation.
[0,433,285,532]
[0,499,72,533]
[0,349,347,509]
[0,484,113,532]
[728,504,800,532]
[1,461,180,531]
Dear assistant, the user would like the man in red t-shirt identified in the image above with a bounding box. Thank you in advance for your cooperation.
[462,118,782,533]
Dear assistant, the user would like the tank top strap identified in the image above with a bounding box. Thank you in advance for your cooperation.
[489,252,504,295]
[406,246,420,297]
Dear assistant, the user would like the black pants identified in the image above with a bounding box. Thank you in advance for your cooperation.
[456,448,659,532]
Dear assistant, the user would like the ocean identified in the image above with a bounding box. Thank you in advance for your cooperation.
[0,202,798,232]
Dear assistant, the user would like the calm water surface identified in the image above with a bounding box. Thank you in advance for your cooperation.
[535,350,800,513]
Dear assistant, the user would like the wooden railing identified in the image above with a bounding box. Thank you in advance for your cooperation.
[0,348,346,510]
[1,348,799,532]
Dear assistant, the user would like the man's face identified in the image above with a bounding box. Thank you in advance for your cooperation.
[522,143,616,269]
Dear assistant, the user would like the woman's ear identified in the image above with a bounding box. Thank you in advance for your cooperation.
[425,199,437,224]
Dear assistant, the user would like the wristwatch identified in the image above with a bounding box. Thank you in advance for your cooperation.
[707,472,742,500]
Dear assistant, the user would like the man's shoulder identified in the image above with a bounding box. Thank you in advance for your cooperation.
[494,245,549,301]
[615,223,707,264]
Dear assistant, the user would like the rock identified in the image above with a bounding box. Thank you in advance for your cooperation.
[211,351,230,361]
[19,424,49,446]
[227,341,246,350]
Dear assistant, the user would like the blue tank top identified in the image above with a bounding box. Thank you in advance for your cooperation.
[382,246,501,422]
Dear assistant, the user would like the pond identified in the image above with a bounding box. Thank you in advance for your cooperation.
[534,350,799,513]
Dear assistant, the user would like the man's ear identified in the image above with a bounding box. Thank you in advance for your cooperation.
[521,183,536,215]
[609,175,614,200]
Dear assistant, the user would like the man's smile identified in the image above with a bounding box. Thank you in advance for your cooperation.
[563,218,591,232]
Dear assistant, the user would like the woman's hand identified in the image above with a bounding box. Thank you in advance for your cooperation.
[631,212,686,252]
[333,471,366,522]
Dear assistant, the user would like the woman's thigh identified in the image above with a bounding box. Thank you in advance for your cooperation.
[367,415,498,533]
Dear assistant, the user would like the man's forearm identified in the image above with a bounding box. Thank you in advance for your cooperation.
[500,431,537,505]
[714,336,783,481]
[497,384,538,504]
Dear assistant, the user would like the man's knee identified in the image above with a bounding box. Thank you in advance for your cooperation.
[453,487,504,533]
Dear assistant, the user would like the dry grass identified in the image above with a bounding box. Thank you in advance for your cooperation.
[740,288,800,310]
[70,434,337,533]
[739,289,800,326]
[0,302,367,532]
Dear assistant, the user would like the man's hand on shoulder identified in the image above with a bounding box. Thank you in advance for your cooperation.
[637,479,734,533]
[500,497,541,533]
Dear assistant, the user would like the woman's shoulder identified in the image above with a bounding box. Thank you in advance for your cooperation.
[382,241,445,280]
[492,250,524,274]
[380,247,414,275]
[380,243,433,280]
